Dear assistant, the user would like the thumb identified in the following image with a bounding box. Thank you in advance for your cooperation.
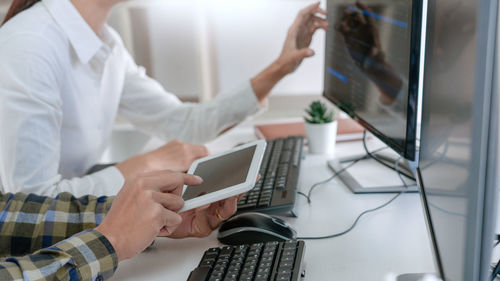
[294,48,315,61]
[184,174,204,186]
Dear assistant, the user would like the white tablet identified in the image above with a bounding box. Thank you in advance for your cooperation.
[179,140,267,213]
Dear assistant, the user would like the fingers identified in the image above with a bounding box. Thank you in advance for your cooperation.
[295,48,315,61]
[296,2,327,31]
[201,196,239,230]
[195,203,211,212]
[152,191,185,212]
[309,17,329,33]
[217,196,239,222]
[183,173,204,186]
[300,2,327,18]
[237,193,246,202]
[158,208,183,235]
[193,145,210,158]
[312,15,328,26]
[138,171,203,193]
[195,205,215,236]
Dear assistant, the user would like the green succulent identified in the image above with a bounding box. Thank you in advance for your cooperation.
[305,101,334,124]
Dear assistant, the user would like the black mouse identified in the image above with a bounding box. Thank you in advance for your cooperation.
[217,212,297,245]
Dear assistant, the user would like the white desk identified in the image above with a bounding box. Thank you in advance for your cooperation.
[111,120,436,281]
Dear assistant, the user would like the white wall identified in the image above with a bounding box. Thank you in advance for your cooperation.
[0,1,10,23]
[208,0,325,96]
[110,0,326,100]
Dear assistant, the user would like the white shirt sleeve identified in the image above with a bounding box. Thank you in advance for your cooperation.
[0,34,124,197]
[118,51,264,145]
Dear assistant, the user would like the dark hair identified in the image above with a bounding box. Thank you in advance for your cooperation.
[2,0,41,25]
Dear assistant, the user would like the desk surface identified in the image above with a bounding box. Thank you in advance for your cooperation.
[111,120,436,281]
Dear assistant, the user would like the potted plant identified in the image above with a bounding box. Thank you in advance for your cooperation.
[304,101,338,154]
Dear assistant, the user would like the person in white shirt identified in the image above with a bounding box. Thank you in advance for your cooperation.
[0,0,328,197]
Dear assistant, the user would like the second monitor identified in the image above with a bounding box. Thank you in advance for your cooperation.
[323,0,427,193]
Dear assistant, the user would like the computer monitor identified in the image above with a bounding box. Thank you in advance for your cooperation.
[323,0,426,162]
[416,0,498,280]
[323,0,427,193]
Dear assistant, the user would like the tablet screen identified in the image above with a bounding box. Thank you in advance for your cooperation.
[182,145,257,200]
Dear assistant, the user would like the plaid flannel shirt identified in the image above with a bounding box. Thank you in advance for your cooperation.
[0,192,117,281]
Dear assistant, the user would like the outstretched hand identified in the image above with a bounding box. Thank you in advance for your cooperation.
[250,2,327,102]
[278,2,328,74]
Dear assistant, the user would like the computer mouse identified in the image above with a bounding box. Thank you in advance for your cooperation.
[217,212,297,245]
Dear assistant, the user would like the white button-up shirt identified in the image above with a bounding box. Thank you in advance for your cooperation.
[0,0,261,197]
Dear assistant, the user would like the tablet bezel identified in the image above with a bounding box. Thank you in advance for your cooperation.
[179,140,267,213]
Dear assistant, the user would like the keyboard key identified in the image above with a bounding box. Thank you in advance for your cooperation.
[219,246,233,256]
[187,266,211,281]
[284,138,295,150]
[276,273,292,281]
[201,260,214,267]
[238,203,257,209]
[258,201,271,207]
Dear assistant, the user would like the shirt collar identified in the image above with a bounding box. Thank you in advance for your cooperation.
[42,0,112,64]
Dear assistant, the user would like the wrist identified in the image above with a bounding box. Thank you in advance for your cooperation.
[95,225,125,262]
[251,60,287,102]
[269,58,290,78]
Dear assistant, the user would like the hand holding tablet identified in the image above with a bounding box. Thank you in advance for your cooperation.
[179,140,267,213]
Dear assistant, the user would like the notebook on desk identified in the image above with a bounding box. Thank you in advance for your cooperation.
[254,118,364,141]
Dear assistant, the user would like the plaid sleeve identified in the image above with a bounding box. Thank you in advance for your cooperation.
[0,229,117,281]
[0,192,114,257]
[0,192,118,280]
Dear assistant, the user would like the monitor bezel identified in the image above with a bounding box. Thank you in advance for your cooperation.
[322,0,425,161]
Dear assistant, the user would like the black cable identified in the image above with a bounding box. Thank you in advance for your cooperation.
[297,192,402,240]
[297,136,416,238]
[297,191,309,201]
[300,145,388,204]
[395,156,409,189]
[339,146,389,163]
[297,155,408,240]
[303,159,361,204]
[362,130,416,181]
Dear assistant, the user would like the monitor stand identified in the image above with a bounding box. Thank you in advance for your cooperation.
[327,151,419,194]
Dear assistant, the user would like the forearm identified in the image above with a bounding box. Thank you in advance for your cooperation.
[250,60,288,103]
[0,230,118,281]
[0,192,114,257]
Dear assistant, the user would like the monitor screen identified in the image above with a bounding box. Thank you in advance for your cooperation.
[417,0,498,280]
[323,0,424,160]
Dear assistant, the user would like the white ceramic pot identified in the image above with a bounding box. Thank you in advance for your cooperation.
[305,120,338,155]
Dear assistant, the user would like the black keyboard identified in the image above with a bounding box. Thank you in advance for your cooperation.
[237,137,304,215]
[187,240,306,281]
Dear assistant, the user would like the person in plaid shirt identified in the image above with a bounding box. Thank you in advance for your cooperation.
[0,170,240,280]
